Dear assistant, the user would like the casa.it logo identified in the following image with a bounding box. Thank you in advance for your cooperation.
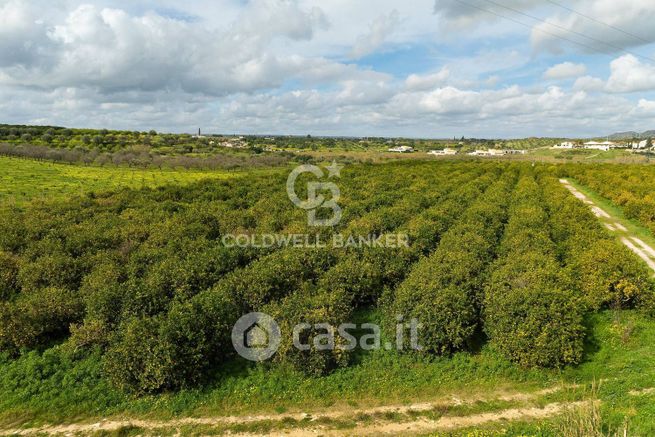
[231,312,281,362]
[286,161,343,227]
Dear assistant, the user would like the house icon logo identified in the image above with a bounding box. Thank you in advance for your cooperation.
[231,312,281,362]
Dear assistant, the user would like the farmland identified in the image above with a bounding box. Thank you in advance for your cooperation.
[2,157,655,435]
[0,156,255,206]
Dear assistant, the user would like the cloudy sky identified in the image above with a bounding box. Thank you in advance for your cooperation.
[2,0,655,138]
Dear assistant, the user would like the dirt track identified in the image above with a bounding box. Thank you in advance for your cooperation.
[560,179,655,275]
[0,386,578,436]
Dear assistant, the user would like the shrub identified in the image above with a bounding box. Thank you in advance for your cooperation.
[0,251,19,300]
[0,287,84,354]
[17,253,81,292]
[103,317,170,394]
[571,239,654,310]
[483,175,586,368]
[79,260,126,327]
[220,248,337,310]
[103,287,239,394]
[484,285,585,367]
[263,286,351,376]
[390,242,485,355]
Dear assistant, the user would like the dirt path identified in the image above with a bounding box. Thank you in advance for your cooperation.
[560,179,655,275]
[235,401,587,437]
[0,386,577,436]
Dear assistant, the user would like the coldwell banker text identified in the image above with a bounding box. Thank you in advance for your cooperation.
[221,233,409,249]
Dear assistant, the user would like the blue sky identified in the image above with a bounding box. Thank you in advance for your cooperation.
[1,0,655,138]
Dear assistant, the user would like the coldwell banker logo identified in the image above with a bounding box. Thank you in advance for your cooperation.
[286,161,343,227]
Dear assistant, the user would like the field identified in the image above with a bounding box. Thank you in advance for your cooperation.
[2,156,655,435]
[0,156,252,206]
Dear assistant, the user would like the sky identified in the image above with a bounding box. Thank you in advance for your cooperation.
[2,0,655,138]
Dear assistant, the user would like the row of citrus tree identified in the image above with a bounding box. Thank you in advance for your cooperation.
[0,160,491,393]
[1,161,652,395]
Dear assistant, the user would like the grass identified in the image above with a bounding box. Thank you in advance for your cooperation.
[1,309,655,435]
[529,148,645,164]
[0,156,247,206]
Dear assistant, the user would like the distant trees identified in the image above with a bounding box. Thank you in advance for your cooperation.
[0,142,289,169]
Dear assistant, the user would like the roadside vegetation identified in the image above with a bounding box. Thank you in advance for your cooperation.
[564,164,655,236]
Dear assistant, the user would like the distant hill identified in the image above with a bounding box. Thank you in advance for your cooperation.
[608,130,655,140]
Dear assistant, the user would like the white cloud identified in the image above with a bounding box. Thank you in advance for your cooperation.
[336,79,395,105]
[606,54,655,93]
[638,99,655,111]
[573,75,605,92]
[405,68,450,91]
[350,10,400,59]
[0,1,57,68]
[1,0,654,137]
[0,1,338,96]
[544,62,586,80]
[434,0,544,29]
[531,0,655,54]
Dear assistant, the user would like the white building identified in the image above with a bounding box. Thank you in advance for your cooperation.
[468,149,490,156]
[469,149,503,156]
[632,139,649,149]
[428,148,457,156]
[388,146,414,153]
[583,141,614,151]
[553,142,575,149]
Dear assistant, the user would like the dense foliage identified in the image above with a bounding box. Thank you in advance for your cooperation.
[0,159,652,396]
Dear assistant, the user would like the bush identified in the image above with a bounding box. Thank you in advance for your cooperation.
[0,251,19,300]
[389,242,485,355]
[220,248,337,310]
[484,285,585,367]
[103,287,239,394]
[103,317,170,394]
[571,239,654,310]
[17,253,81,292]
[263,286,351,376]
[0,287,84,354]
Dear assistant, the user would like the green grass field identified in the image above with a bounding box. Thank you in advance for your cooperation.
[528,147,651,164]
[0,156,244,206]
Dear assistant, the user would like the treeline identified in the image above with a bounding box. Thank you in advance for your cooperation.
[0,124,555,155]
[0,125,203,150]
[0,143,290,170]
